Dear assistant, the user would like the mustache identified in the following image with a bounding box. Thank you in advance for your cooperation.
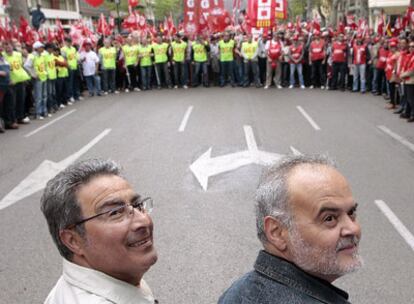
[336,236,360,251]
[126,227,152,244]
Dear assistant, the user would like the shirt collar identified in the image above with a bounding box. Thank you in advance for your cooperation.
[62,259,154,304]
[254,250,350,304]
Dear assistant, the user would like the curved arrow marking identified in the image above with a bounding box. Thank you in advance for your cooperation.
[190,125,302,191]
[0,129,112,211]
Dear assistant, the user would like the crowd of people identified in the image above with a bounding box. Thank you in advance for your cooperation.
[1,22,414,134]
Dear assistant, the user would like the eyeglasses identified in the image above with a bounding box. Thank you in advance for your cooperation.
[66,197,153,229]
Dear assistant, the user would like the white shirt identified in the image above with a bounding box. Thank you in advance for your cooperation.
[44,259,155,304]
[79,50,99,77]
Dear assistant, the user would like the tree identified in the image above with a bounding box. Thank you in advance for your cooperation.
[330,0,341,27]
[153,0,181,22]
[289,0,305,20]
[306,0,313,20]
[7,0,30,25]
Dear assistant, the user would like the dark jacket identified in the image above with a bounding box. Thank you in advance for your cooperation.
[218,250,351,304]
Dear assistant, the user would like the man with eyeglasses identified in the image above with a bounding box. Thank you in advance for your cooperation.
[41,159,158,304]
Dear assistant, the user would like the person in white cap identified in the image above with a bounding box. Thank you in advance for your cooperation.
[24,41,49,119]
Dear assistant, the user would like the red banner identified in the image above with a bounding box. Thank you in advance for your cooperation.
[248,0,276,28]
[184,0,199,35]
[184,0,225,35]
[274,0,287,20]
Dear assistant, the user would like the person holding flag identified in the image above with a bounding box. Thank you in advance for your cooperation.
[61,38,81,102]
[2,41,31,124]
[24,41,48,119]
[122,36,140,92]
[138,36,153,91]
[241,33,260,88]
[219,32,236,88]
[45,43,58,113]
[171,34,189,89]
[99,37,118,95]
[264,31,284,89]
[191,35,209,88]
[152,35,172,89]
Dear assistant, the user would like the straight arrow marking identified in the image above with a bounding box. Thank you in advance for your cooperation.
[0,129,112,211]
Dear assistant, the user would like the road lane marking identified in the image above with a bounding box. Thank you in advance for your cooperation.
[243,125,258,151]
[0,128,111,210]
[296,106,321,131]
[374,200,414,252]
[24,109,77,138]
[178,106,193,132]
[378,125,414,152]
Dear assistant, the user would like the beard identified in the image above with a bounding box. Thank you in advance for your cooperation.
[288,224,363,279]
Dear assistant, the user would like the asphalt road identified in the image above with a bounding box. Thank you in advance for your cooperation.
[0,87,413,304]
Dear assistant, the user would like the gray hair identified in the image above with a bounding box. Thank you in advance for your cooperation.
[40,159,122,260]
[255,154,335,244]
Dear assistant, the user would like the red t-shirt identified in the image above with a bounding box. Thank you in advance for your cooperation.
[332,42,347,63]
[268,40,282,61]
[376,47,389,70]
[353,43,367,65]
[385,52,398,81]
[310,40,325,61]
[290,44,303,64]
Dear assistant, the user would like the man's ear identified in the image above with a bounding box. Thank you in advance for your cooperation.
[59,229,86,256]
[263,216,288,252]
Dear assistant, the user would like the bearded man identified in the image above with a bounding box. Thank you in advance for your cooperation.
[218,154,363,304]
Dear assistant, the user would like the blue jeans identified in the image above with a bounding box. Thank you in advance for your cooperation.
[34,79,47,116]
[243,60,260,86]
[193,62,209,86]
[353,64,366,92]
[290,63,304,86]
[102,69,116,93]
[173,62,188,86]
[85,75,101,95]
[47,79,56,109]
[140,66,152,90]
[67,69,80,100]
[220,61,235,86]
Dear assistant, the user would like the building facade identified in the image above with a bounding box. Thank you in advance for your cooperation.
[27,0,81,27]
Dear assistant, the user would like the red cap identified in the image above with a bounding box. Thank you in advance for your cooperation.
[390,41,398,47]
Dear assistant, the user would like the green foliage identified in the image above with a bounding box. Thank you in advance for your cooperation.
[289,0,305,19]
[153,0,182,21]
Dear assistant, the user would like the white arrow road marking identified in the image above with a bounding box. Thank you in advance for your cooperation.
[378,125,414,153]
[190,125,299,191]
[375,200,414,252]
[178,106,194,132]
[24,109,77,138]
[0,129,112,211]
[296,106,321,131]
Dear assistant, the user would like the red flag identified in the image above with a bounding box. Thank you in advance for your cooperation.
[84,0,104,8]
[346,15,357,30]
[312,16,320,32]
[108,16,115,35]
[394,16,403,36]
[296,16,301,33]
[408,6,414,24]
[128,0,139,7]
[377,13,384,35]
[97,13,108,35]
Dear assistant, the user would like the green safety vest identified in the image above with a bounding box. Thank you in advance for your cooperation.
[241,41,258,60]
[33,53,48,82]
[99,47,117,70]
[139,45,152,67]
[152,43,169,64]
[61,46,78,70]
[219,40,235,62]
[192,42,208,62]
[45,53,57,80]
[56,55,68,78]
[3,51,30,84]
[122,44,138,66]
[171,41,187,62]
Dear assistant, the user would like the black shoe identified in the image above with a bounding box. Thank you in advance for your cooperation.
[394,108,404,114]
[407,117,414,122]
[0,118,5,133]
[400,113,409,119]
